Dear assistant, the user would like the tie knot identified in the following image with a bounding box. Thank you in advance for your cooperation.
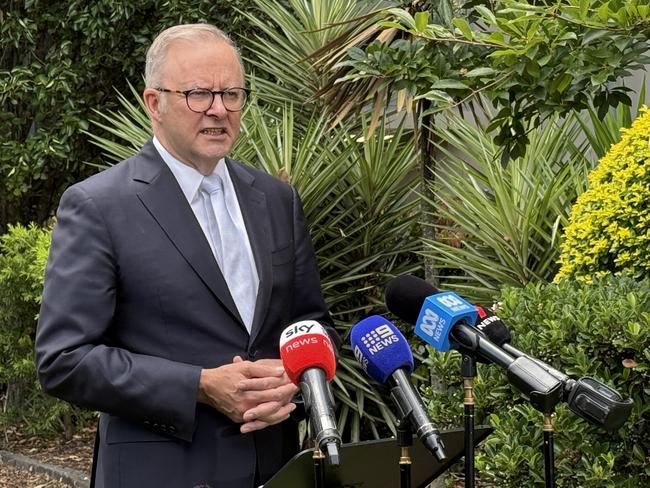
[200,174,223,195]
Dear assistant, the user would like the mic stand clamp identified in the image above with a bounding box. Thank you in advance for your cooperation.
[312,446,326,488]
[397,419,413,488]
[542,413,556,488]
[461,353,477,488]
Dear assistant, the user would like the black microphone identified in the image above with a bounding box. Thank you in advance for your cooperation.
[385,275,564,413]
[475,306,633,431]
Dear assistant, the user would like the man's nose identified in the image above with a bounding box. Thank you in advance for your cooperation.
[204,93,227,116]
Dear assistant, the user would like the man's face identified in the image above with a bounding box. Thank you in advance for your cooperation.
[144,37,243,173]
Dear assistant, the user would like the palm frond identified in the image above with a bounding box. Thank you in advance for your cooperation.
[239,0,380,112]
[85,81,151,163]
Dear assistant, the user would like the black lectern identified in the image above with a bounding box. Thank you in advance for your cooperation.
[263,426,492,488]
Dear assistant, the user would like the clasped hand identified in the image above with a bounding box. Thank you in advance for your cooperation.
[198,356,299,434]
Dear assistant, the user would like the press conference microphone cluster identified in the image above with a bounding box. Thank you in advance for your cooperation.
[385,275,564,413]
[279,321,341,465]
[350,315,447,461]
[474,306,633,431]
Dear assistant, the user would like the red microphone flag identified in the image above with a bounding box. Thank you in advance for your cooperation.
[279,320,336,384]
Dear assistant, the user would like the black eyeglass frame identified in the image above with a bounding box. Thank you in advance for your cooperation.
[155,87,251,113]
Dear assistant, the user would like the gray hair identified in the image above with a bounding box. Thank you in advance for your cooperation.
[145,23,244,88]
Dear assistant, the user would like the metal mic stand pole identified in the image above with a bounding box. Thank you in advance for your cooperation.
[543,413,556,488]
[397,419,413,488]
[461,353,476,488]
[312,446,326,488]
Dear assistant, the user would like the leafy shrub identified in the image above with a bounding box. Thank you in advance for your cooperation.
[556,106,650,282]
[0,225,50,388]
[0,223,94,438]
[422,275,649,486]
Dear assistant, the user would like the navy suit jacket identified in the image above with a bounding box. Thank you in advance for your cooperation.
[35,141,336,487]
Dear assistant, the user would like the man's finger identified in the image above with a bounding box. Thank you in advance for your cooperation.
[242,361,285,378]
[240,402,296,434]
[237,375,292,391]
[239,382,298,404]
[241,387,298,421]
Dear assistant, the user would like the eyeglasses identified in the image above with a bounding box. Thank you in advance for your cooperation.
[155,87,250,113]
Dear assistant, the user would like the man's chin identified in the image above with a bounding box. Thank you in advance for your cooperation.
[193,150,230,169]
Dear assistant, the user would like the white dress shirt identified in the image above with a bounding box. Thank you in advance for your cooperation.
[152,137,260,325]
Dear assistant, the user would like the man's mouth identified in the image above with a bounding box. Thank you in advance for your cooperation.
[200,128,226,136]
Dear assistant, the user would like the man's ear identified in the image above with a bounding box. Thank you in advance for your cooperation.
[143,88,163,122]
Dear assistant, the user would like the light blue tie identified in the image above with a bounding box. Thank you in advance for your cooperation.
[199,174,256,331]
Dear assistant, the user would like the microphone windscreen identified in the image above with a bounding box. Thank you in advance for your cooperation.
[385,275,439,324]
[386,275,478,352]
[350,315,414,385]
[475,306,512,346]
[279,321,336,384]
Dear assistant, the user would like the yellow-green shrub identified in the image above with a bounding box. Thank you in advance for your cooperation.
[556,106,650,281]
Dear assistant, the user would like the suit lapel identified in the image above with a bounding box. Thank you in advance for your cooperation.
[226,158,272,343]
[133,142,242,323]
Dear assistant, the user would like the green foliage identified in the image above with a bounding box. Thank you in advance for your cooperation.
[423,275,650,486]
[236,105,422,313]
[577,81,647,161]
[556,106,650,282]
[422,110,593,303]
[0,0,257,232]
[322,0,650,158]
[0,223,94,436]
[85,81,152,164]
[236,105,423,438]
[238,0,379,110]
[0,224,49,383]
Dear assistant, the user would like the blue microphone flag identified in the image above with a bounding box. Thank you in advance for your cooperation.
[414,291,478,352]
[350,315,414,384]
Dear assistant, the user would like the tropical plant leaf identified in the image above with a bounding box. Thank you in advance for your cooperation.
[422,108,593,303]
[576,78,647,160]
[85,81,151,163]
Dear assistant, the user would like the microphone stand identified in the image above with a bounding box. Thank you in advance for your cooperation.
[461,354,476,488]
[397,419,413,488]
[542,413,556,488]
[312,446,326,488]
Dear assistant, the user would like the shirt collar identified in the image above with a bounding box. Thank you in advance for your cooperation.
[152,136,227,203]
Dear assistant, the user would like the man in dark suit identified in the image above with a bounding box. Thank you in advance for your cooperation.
[34,23,337,488]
